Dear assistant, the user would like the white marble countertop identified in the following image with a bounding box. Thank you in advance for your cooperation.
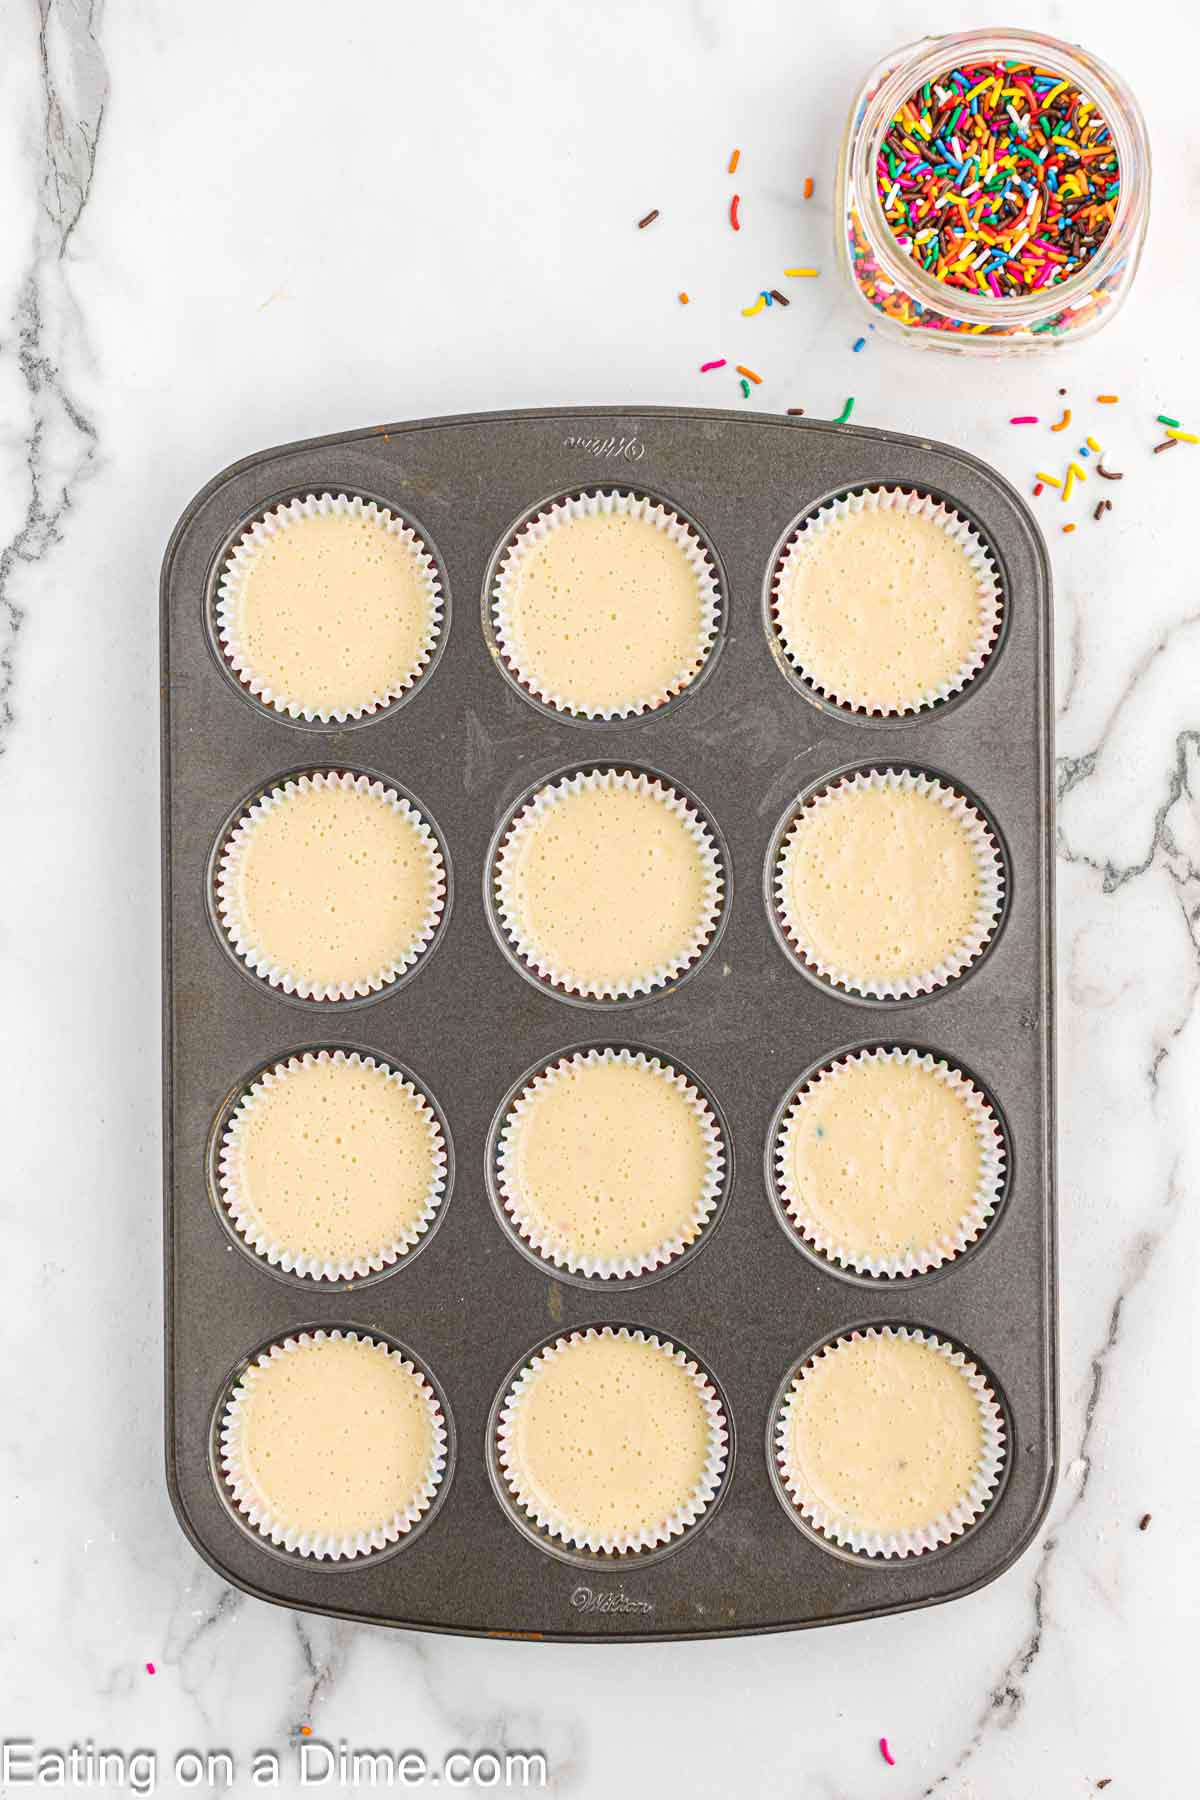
[2,2,1197,1795]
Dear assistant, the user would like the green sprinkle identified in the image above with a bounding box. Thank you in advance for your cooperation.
[1157,414,1181,428]
[740,378,751,399]
[833,396,855,424]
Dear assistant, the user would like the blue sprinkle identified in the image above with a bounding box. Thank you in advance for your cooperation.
[1078,444,1090,457]
[852,336,867,352]
[761,291,773,306]
[815,1126,825,1139]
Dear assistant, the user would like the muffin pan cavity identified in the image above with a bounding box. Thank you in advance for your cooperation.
[163,406,1055,1640]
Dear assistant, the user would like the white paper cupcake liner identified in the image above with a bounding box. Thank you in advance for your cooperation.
[215,770,447,1002]
[491,490,722,720]
[218,1050,449,1281]
[774,1047,1006,1277]
[496,1047,726,1278]
[215,492,444,723]
[771,486,1003,717]
[493,767,725,1001]
[498,1327,729,1554]
[774,766,1005,1000]
[219,1329,448,1560]
[774,1326,1006,1558]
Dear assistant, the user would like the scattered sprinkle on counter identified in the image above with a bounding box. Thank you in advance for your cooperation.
[833,396,855,424]
[1010,415,1038,425]
[1050,407,1072,432]
[803,176,814,200]
[1097,394,1119,404]
[879,1737,896,1767]
[1167,428,1198,444]
[852,335,867,352]
[637,209,659,230]
[735,364,762,384]
[784,267,820,277]
[678,291,689,305]
[1096,460,1123,480]
[769,288,790,306]
[1139,1511,1152,1530]
[1157,414,1181,428]
[145,1663,156,1676]
[729,193,741,230]
[1153,438,1179,454]
[728,148,741,174]
[1061,522,1076,534]
[739,378,751,398]
[742,294,767,316]
[699,359,726,373]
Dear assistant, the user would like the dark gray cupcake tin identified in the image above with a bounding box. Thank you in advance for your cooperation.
[161,405,1056,1641]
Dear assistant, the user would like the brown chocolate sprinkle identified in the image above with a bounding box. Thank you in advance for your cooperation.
[786,407,806,415]
[1095,461,1124,480]
[1139,1512,1152,1530]
[1153,438,1179,454]
[769,288,791,306]
[637,209,660,229]
[1096,1781,1112,1790]
[1093,500,1113,521]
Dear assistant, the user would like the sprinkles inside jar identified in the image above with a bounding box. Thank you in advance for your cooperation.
[875,61,1121,300]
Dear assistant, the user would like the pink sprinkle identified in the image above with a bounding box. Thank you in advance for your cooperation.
[1010,415,1039,425]
[145,1663,156,1676]
[699,359,727,373]
[880,1738,895,1767]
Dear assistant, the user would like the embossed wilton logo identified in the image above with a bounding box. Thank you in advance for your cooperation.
[562,433,647,461]
[570,1585,653,1614]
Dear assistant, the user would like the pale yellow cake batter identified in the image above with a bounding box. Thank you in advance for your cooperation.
[502,779,713,994]
[226,509,437,716]
[225,780,439,992]
[780,1054,985,1264]
[498,511,710,715]
[505,1332,713,1543]
[228,1335,436,1542]
[783,1333,985,1538]
[501,1054,713,1267]
[774,507,989,712]
[224,1054,440,1270]
[779,783,981,986]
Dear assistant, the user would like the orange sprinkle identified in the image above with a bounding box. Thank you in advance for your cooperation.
[728,148,741,174]
[1050,407,1072,432]
[729,193,741,231]
[300,1727,312,1738]
[1096,394,1120,404]
[735,365,762,384]
[803,176,814,200]
[678,291,689,304]
[1062,523,1076,534]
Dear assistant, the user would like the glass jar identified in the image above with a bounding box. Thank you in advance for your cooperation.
[836,27,1151,352]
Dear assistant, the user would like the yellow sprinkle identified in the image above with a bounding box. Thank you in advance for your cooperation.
[783,267,820,277]
[1167,428,1199,444]
[1042,78,1070,105]
[741,295,767,316]
[1036,471,1061,488]
[1086,436,1102,453]
[1068,461,1088,482]
[1062,467,1076,503]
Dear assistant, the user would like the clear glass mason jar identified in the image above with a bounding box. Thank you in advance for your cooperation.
[836,27,1151,353]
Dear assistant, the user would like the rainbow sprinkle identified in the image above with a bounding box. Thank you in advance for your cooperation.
[875,62,1121,300]
[834,396,856,424]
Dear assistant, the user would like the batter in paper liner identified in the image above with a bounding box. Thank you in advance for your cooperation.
[775,504,991,713]
[226,1335,438,1543]
[222,505,438,717]
[500,776,716,995]
[781,1333,987,1539]
[778,1052,995,1267]
[499,1052,717,1269]
[222,1053,442,1271]
[497,507,711,715]
[223,778,440,993]
[779,782,982,986]
[503,1332,717,1546]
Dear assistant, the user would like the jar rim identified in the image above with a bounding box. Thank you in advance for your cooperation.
[852,27,1151,328]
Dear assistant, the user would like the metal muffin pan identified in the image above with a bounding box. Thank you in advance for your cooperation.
[161,405,1056,1641]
